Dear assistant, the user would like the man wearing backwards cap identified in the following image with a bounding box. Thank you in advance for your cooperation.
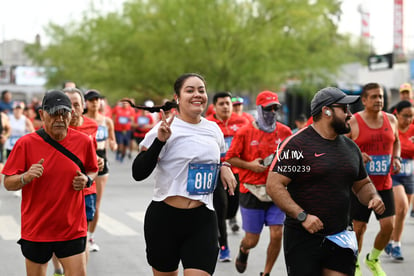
[226,90,292,276]
[2,90,99,276]
[266,86,384,276]
[232,96,255,123]
[347,82,401,276]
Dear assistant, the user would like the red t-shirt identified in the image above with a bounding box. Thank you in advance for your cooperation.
[225,122,292,193]
[70,116,98,195]
[112,105,135,131]
[206,112,249,158]
[241,112,255,123]
[398,124,414,159]
[207,113,249,174]
[133,110,154,139]
[354,112,395,190]
[2,128,98,242]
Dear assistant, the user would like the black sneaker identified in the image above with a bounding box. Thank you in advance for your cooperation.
[235,245,249,273]
[260,273,270,276]
[229,217,240,233]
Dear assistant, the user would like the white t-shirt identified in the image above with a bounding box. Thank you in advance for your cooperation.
[140,116,225,210]
[6,114,27,150]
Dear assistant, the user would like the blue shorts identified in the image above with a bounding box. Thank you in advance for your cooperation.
[115,130,132,146]
[392,174,414,194]
[85,193,96,222]
[240,204,285,234]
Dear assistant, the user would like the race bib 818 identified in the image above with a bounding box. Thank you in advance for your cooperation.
[187,163,219,195]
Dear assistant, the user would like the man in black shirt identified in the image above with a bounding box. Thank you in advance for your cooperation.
[266,87,385,276]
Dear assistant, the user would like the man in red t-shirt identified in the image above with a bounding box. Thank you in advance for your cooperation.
[2,90,98,276]
[133,109,155,146]
[347,82,401,275]
[112,100,135,162]
[206,91,249,262]
[226,91,292,276]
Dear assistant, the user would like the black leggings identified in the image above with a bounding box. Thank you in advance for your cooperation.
[213,173,240,247]
[144,201,219,274]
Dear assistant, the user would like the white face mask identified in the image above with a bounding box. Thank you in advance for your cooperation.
[256,105,277,133]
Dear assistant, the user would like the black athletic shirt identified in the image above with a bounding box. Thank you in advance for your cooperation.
[271,126,367,235]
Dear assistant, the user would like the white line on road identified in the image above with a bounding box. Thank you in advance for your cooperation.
[0,215,20,241]
[127,211,145,223]
[98,213,139,236]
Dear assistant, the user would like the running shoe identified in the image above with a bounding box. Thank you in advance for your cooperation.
[260,273,270,276]
[364,254,386,276]
[218,245,231,262]
[235,245,249,273]
[229,217,240,233]
[384,243,392,256]
[354,264,362,276]
[391,246,404,262]
[89,238,100,252]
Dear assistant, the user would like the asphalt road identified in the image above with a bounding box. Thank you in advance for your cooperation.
[1,151,413,275]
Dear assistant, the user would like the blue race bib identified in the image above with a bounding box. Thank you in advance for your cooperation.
[326,230,358,256]
[118,116,129,124]
[397,158,414,176]
[137,116,150,126]
[187,163,219,195]
[96,125,108,142]
[366,155,391,175]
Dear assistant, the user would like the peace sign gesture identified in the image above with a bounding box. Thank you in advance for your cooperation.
[157,110,174,142]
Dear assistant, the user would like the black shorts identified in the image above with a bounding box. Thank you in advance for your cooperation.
[18,237,86,264]
[97,149,109,176]
[144,201,219,274]
[284,226,356,276]
[351,189,395,222]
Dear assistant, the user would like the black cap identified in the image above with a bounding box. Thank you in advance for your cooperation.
[310,87,360,116]
[42,90,72,114]
[84,90,103,101]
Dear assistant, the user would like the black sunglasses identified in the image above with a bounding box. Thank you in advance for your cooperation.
[263,105,279,112]
[330,104,350,113]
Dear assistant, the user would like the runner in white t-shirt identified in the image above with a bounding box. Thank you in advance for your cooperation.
[132,73,237,276]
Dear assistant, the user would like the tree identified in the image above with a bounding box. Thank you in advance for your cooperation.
[25,0,367,104]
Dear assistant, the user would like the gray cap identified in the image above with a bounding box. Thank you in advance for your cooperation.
[42,90,72,114]
[310,87,360,116]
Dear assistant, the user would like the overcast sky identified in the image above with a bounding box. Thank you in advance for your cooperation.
[0,0,413,54]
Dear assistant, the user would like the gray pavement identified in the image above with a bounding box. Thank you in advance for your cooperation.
[1,151,413,275]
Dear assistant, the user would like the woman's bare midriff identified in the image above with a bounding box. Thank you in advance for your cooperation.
[163,195,204,209]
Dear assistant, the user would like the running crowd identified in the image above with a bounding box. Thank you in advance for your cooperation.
[1,75,414,276]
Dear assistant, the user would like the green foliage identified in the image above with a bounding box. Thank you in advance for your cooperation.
[25,0,367,105]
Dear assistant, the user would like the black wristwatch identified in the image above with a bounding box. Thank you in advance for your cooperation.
[86,175,93,188]
[296,211,307,222]
[394,156,402,162]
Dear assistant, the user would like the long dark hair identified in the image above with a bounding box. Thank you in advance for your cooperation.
[121,98,177,113]
[123,73,205,113]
